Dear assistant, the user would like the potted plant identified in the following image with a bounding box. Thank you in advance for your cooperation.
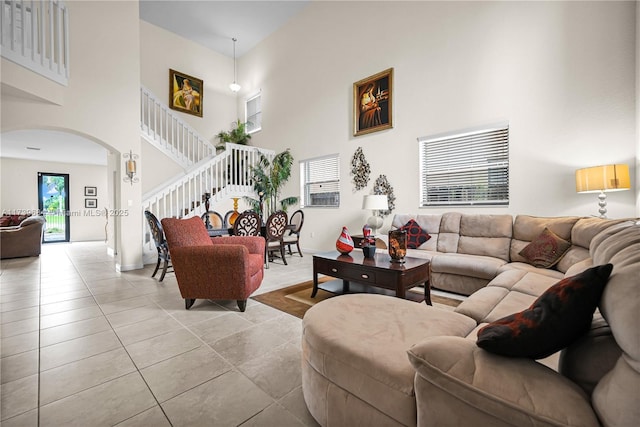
[245,149,298,221]
[215,119,251,151]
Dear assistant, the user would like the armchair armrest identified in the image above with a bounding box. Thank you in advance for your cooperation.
[169,245,255,291]
[211,236,265,257]
[407,336,599,427]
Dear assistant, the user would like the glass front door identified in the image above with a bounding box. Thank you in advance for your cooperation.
[38,172,70,242]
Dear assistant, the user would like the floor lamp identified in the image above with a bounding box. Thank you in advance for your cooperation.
[575,164,630,218]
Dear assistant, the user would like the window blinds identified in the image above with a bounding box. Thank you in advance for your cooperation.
[300,155,340,207]
[419,123,509,206]
[246,93,261,133]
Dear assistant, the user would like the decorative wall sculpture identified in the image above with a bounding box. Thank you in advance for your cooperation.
[350,147,370,191]
[373,174,395,217]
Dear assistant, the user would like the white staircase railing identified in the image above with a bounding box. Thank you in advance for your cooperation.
[142,142,275,221]
[140,85,217,169]
[0,0,69,85]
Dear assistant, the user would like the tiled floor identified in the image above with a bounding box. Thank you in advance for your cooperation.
[0,242,320,426]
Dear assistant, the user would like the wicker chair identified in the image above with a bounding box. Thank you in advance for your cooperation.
[265,210,288,267]
[283,209,304,257]
[161,216,265,312]
[144,211,172,281]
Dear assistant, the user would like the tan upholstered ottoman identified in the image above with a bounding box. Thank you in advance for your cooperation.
[301,294,476,426]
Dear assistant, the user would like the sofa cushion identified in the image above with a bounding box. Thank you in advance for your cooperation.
[510,215,580,264]
[476,264,613,359]
[399,219,431,249]
[392,214,440,251]
[519,227,571,268]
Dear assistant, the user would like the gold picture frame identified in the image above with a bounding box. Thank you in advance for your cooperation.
[353,68,393,136]
[169,69,203,117]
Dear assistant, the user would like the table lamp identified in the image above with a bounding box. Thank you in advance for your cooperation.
[575,164,630,218]
[362,194,388,234]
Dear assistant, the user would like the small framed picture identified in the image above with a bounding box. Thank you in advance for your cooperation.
[85,198,97,208]
[353,68,393,136]
[169,69,203,117]
[84,186,97,196]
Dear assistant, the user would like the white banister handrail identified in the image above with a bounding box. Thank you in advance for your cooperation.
[142,143,275,222]
[140,85,217,169]
[1,0,69,85]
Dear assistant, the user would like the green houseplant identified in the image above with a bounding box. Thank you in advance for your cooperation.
[215,119,251,151]
[246,149,298,220]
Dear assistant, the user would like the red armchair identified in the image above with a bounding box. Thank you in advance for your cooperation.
[161,216,265,312]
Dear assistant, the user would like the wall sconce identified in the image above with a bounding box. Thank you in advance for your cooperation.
[123,150,139,185]
[575,163,630,218]
[362,194,389,235]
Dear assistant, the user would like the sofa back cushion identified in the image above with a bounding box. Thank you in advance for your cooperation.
[589,222,640,426]
[555,217,628,273]
[437,212,462,253]
[456,214,513,261]
[392,214,441,251]
[510,216,580,268]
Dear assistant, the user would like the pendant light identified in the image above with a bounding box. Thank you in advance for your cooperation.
[229,37,241,93]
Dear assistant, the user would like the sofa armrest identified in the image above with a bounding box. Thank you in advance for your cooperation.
[211,236,265,257]
[407,336,600,427]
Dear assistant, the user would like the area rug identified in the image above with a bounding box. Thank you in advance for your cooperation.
[252,278,462,319]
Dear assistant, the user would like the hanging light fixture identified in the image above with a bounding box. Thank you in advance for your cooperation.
[123,150,139,185]
[229,37,241,93]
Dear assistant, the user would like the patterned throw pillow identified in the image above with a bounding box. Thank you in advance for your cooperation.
[519,227,571,268]
[399,219,431,249]
[476,263,613,359]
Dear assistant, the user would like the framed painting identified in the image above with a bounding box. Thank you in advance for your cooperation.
[169,69,203,117]
[85,198,97,208]
[84,186,97,196]
[353,68,393,136]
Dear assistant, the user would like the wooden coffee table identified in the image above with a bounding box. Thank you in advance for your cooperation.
[312,251,432,304]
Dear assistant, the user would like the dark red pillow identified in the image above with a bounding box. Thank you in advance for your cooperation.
[476,264,613,359]
[519,227,571,268]
[0,216,12,227]
[399,219,431,249]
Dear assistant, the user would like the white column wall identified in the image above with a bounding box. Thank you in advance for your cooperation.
[1,0,143,270]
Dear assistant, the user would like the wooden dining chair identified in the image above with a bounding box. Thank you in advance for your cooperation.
[144,210,172,281]
[265,210,288,267]
[232,210,261,236]
[201,211,224,229]
[283,209,304,257]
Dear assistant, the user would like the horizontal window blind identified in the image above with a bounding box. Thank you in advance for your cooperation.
[300,154,340,207]
[419,123,509,206]
[246,92,261,133]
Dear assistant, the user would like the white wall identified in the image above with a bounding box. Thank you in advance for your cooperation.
[239,0,637,252]
[1,0,142,270]
[0,158,108,241]
[138,20,253,214]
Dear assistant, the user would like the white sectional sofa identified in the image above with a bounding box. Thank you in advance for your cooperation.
[302,214,639,427]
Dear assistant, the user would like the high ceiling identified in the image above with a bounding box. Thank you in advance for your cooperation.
[1,1,309,165]
[139,0,310,58]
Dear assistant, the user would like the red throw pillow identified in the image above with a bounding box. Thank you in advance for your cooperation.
[399,219,431,249]
[519,227,571,268]
[0,216,12,227]
[476,264,613,359]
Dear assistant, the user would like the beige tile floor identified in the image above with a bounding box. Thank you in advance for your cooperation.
[0,241,320,426]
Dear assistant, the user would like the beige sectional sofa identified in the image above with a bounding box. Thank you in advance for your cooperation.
[301,214,639,427]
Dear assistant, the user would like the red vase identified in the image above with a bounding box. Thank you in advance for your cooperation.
[336,226,354,254]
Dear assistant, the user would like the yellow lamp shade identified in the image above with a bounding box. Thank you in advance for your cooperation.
[575,164,630,193]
